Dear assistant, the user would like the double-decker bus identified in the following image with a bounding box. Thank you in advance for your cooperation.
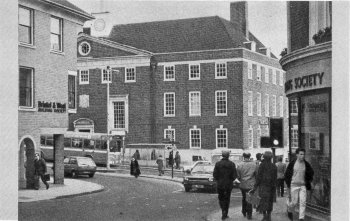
[40,131,120,165]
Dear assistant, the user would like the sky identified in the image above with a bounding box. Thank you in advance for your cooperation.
[70,0,287,58]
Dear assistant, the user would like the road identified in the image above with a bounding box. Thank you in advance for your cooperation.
[19,173,242,221]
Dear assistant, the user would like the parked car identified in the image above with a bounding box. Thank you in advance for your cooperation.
[64,156,97,178]
[182,160,211,173]
[183,163,216,192]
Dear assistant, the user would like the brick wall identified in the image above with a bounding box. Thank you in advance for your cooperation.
[289,1,309,52]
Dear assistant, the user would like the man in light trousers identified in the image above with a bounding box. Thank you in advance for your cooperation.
[284,148,314,221]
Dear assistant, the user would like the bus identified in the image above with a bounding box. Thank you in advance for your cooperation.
[40,132,120,166]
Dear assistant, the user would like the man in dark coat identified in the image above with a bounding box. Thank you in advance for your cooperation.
[130,157,141,178]
[252,151,277,221]
[213,150,237,220]
[285,148,314,221]
[34,152,49,190]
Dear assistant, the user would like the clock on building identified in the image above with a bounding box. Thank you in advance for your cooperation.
[94,18,106,32]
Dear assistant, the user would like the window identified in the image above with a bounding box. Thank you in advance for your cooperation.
[78,41,91,56]
[19,6,33,45]
[260,66,265,82]
[19,67,34,108]
[272,70,277,85]
[113,101,125,129]
[278,70,283,86]
[280,96,284,117]
[50,16,63,51]
[267,68,272,84]
[248,125,253,148]
[125,67,136,82]
[164,93,175,117]
[257,126,261,148]
[68,75,76,109]
[190,127,201,148]
[265,94,269,117]
[189,91,201,116]
[164,128,175,141]
[247,62,252,79]
[189,64,200,80]
[291,126,298,148]
[265,68,270,83]
[248,91,253,116]
[164,65,175,81]
[290,98,298,115]
[215,62,227,79]
[257,92,261,116]
[216,127,227,148]
[252,64,257,81]
[101,69,111,83]
[257,65,261,81]
[272,95,277,116]
[215,90,227,116]
[79,70,89,84]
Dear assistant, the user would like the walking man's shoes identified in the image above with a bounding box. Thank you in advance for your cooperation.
[287,211,293,220]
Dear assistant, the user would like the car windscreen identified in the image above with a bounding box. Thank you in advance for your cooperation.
[77,158,96,166]
[192,165,214,174]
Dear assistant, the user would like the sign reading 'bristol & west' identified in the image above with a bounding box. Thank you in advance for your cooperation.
[285,72,325,93]
[38,101,66,113]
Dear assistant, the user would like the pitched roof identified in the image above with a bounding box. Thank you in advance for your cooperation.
[108,16,276,58]
[41,0,94,20]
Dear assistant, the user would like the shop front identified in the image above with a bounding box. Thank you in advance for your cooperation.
[281,42,331,214]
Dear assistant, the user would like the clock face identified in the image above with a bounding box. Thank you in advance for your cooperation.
[94,18,106,32]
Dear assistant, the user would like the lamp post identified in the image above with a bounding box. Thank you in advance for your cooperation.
[106,66,119,169]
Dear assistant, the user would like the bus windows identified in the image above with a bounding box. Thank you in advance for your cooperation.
[64,138,72,148]
[40,135,46,145]
[84,139,95,150]
[72,138,83,148]
[95,140,107,150]
[46,135,53,146]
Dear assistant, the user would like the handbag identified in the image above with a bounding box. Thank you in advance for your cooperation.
[44,174,50,181]
[246,190,261,206]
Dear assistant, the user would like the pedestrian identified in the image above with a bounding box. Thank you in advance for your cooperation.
[236,152,258,220]
[251,151,277,221]
[130,157,141,178]
[285,148,314,221]
[213,150,238,220]
[168,150,174,168]
[275,156,287,197]
[133,149,141,160]
[151,149,156,160]
[174,151,181,169]
[156,155,164,176]
[34,152,49,190]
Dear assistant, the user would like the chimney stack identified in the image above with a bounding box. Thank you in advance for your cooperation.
[230,1,249,39]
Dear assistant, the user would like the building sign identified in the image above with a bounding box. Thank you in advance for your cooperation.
[285,72,325,93]
[38,101,66,113]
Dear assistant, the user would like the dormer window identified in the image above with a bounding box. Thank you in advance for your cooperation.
[259,47,271,57]
[243,41,256,52]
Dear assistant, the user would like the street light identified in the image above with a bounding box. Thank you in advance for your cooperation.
[106,66,119,169]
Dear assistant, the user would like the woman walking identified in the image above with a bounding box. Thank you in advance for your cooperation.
[251,151,277,221]
[156,155,164,176]
[130,157,141,178]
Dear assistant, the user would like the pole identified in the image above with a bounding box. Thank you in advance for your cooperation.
[106,67,111,170]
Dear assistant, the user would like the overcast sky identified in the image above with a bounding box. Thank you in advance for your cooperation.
[69,0,287,58]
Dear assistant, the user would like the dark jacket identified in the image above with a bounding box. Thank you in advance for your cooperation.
[284,159,314,190]
[34,158,47,175]
[213,158,237,189]
[130,160,140,176]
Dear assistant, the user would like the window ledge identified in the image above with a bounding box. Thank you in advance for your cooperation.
[164,115,175,118]
[190,147,201,150]
[79,82,89,85]
[68,109,77,114]
[125,80,136,83]
[50,50,65,56]
[189,78,200,81]
[215,114,228,117]
[215,77,227,80]
[18,107,36,112]
[19,43,36,49]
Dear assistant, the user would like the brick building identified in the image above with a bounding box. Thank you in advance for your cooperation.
[71,2,287,165]
[280,1,331,219]
[18,0,93,189]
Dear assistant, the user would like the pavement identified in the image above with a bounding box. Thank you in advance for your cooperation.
[19,166,329,221]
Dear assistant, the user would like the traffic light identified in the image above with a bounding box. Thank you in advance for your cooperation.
[260,136,271,147]
[269,118,283,147]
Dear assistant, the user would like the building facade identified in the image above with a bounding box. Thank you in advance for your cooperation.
[280,1,331,218]
[18,0,92,189]
[71,2,288,165]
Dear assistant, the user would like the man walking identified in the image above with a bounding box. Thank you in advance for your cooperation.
[213,150,237,220]
[236,152,257,220]
[34,153,49,190]
[275,156,286,197]
[285,148,314,221]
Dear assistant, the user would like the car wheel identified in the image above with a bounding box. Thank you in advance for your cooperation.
[71,171,78,178]
[89,173,95,178]
[184,185,191,192]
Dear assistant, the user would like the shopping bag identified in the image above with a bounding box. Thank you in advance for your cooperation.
[246,191,261,206]
[44,174,50,181]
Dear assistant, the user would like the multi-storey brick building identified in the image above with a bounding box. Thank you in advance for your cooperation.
[280,1,331,219]
[71,2,287,165]
[18,0,92,189]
